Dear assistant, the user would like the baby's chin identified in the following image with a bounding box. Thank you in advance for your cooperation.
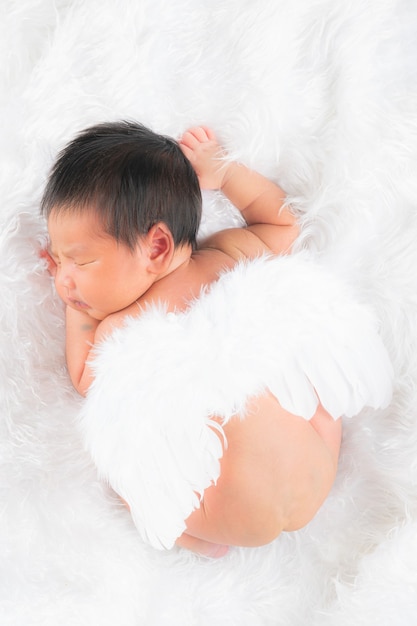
[85,306,129,322]
[86,310,107,321]
[81,299,140,322]
[67,303,106,321]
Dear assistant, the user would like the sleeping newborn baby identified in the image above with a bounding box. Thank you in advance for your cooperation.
[42,121,387,556]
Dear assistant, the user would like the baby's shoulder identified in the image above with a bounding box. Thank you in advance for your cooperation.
[94,304,138,344]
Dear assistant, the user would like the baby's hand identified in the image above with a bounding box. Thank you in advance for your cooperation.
[179,126,230,190]
[40,248,57,277]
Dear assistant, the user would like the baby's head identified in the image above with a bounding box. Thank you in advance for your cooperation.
[42,121,202,320]
[42,120,202,250]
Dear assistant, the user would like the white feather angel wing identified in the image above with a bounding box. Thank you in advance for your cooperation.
[79,253,393,549]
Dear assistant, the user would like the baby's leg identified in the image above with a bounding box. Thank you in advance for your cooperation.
[121,394,341,557]
[175,533,229,558]
[182,392,342,548]
[120,489,229,558]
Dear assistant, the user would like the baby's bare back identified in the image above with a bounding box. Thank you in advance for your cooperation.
[122,247,233,320]
[133,227,277,314]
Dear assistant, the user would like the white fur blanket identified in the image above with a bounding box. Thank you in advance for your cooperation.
[2,1,417,624]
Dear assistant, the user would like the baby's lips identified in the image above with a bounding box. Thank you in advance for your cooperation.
[68,298,90,310]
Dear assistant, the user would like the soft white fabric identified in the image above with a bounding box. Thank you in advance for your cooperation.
[1,0,417,624]
[81,254,393,549]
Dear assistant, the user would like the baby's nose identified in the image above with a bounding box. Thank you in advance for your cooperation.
[56,269,75,290]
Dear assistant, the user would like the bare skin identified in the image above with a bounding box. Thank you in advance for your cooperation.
[45,126,342,557]
[183,397,341,550]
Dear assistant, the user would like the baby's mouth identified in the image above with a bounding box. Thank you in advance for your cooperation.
[68,298,90,310]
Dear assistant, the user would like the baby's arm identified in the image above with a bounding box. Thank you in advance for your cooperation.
[65,306,100,395]
[179,127,298,253]
[41,250,98,396]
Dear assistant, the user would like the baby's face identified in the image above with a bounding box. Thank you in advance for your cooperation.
[47,209,154,320]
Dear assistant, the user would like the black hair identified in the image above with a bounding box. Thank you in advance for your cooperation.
[41,120,202,250]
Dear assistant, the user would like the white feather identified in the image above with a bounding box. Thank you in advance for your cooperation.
[79,253,393,550]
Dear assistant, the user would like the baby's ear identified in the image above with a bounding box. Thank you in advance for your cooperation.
[145,223,174,272]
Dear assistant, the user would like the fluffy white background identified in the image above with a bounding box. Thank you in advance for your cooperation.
[1,0,417,624]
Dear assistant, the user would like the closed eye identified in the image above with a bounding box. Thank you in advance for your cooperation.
[48,250,60,265]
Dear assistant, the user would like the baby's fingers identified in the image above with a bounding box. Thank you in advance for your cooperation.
[179,141,194,164]
[179,130,201,151]
[179,126,217,149]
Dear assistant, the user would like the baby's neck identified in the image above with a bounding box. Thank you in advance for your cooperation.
[158,243,193,280]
